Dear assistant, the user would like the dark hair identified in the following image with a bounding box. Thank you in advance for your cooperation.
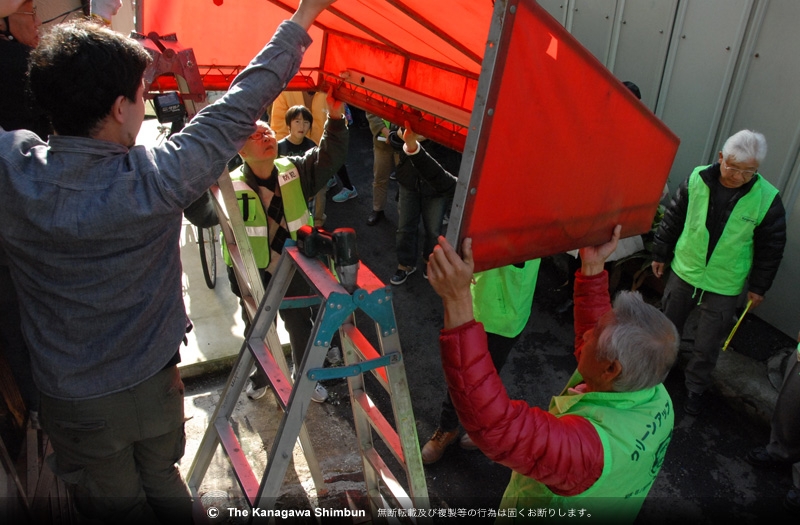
[622,81,642,100]
[284,105,313,127]
[27,20,151,137]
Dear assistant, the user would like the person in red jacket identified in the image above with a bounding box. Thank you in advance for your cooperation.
[427,226,679,522]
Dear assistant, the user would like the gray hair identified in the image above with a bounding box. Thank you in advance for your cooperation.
[596,291,679,392]
[722,130,768,164]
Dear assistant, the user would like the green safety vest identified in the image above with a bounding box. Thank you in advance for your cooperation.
[220,160,311,269]
[472,260,541,338]
[221,172,269,269]
[671,166,779,296]
[499,372,673,524]
[274,157,312,239]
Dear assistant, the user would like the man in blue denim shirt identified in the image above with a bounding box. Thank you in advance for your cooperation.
[0,1,337,522]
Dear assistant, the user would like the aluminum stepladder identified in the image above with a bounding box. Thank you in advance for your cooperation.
[186,169,326,507]
[187,169,430,521]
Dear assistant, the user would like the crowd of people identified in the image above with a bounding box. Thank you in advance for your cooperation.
[0,0,797,522]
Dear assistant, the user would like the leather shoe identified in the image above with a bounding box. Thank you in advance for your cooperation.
[366,210,385,226]
[685,390,704,416]
[745,446,785,469]
[421,428,459,464]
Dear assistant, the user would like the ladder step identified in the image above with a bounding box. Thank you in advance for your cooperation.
[249,339,292,409]
[353,391,404,465]
[214,417,260,506]
[363,448,413,512]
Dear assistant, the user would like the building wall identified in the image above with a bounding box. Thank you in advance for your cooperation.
[539,0,800,337]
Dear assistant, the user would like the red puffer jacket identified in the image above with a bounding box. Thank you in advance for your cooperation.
[439,270,612,496]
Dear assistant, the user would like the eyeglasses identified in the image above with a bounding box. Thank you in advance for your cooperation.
[15,6,37,17]
[248,130,273,141]
[723,159,757,180]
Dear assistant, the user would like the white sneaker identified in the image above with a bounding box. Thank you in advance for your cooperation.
[245,381,268,400]
[311,383,328,403]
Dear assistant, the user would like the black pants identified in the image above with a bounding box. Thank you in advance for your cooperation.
[226,266,314,389]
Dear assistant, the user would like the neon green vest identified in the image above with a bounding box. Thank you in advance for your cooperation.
[274,157,312,240]
[671,166,779,295]
[499,372,673,524]
[220,161,312,268]
[472,260,541,338]
[221,172,270,269]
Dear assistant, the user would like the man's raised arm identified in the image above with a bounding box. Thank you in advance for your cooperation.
[291,0,337,30]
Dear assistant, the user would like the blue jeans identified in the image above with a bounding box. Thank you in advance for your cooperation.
[396,185,448,269]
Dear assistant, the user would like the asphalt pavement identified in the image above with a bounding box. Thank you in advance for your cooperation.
[174,109,799,523]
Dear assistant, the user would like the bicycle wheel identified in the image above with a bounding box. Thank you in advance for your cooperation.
[197,225,217,289]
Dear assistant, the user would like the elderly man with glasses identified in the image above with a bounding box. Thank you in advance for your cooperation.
[650,129,786,416]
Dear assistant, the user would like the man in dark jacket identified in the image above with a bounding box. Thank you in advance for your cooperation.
[651,129,786,415]
[389,123,458,285]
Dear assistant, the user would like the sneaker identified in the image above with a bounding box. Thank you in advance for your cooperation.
[326,346,343,367]
[311,382,328,403]
[685,390,704,416]
[246,381,268,400]
[421,428,459,464]
[332,186,358,203]
[745,446,785,469]
[29,410,41,430]
[326,177,337,189]
[390,266,416,286]
[459,432,478,450]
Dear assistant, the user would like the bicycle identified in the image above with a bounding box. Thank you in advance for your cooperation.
[196,223,217,289]
[154,115,218,289]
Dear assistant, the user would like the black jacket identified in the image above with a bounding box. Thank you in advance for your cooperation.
[392,137,459,198]
[651,163,786,295]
